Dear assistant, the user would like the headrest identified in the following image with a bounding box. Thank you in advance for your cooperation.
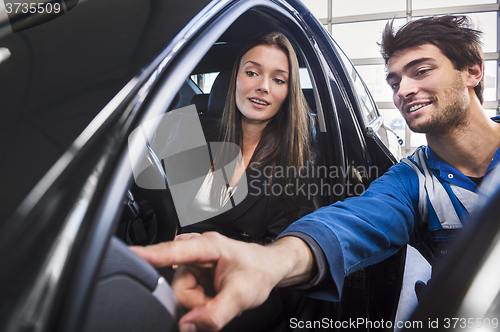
[302,88,316,113]
[208,69,232,118]
[190,94,209,115]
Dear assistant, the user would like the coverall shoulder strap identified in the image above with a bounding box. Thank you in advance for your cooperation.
[401,147,466,229]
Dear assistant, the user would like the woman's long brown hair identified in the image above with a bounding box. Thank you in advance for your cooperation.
[217,32,314,220]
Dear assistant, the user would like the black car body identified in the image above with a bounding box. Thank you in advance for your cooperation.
[0,1,404,331]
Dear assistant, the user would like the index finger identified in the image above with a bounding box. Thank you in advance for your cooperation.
[129,232,223,268]
[175,232,202,241]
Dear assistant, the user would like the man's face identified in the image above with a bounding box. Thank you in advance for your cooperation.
[386,44,469,134]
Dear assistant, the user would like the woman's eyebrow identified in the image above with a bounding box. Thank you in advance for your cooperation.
[244,60,261,67]
[244,60,288,75]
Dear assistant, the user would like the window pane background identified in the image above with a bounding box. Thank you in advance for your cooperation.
[379,109,405,142]
[306,0,328,19]
[467,12,498,53]
[332,0,406,17]
[484,61,498,101]
[413,0,498,10]
[413,12,498,52]
[355,65,393,102]
[301,0,499,154]
[330,19,406,59]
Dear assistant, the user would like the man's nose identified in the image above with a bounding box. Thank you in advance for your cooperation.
[397,77,418,100]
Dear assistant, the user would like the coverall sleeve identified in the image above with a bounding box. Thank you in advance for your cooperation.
[278,162,419,301]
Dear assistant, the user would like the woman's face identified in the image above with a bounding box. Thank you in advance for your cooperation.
[235,44,289,126]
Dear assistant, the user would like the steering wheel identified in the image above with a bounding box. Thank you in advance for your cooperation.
[82,237,182,331]
[132,142,179,244]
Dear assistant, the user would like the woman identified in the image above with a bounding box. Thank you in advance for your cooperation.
[173,32,315,332]
[181,32,315,244]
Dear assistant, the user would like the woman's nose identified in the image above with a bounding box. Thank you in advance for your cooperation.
[257,77,269,93]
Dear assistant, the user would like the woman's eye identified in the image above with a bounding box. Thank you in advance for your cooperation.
[274,78,285,84]
[246,71,256,76]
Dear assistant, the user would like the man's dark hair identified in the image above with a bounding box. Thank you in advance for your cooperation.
[380,15,484,103]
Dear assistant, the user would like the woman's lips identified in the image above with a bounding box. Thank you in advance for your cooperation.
[249,97,269,106]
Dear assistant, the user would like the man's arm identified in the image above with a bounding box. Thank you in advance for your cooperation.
[279,161,420,301]
[131,162,419,331]
[130,232,315,332]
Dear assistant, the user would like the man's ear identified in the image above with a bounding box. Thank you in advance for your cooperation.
[466,62,483,88]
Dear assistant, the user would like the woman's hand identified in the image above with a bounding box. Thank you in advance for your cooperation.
[130,232,315,332]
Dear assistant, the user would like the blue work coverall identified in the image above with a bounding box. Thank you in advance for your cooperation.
[279,122,500,301]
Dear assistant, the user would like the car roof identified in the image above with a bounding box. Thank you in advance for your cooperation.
[0,0,213,221]
[192,10,284,74]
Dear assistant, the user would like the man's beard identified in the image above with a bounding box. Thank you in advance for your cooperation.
[409,71,469,135]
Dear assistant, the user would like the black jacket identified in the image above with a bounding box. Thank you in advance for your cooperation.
[181,163,315,244]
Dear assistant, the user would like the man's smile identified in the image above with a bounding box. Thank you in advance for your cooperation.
[408,102,432,113]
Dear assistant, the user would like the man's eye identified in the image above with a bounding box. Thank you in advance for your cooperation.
[416,69,430,76]
[390,82,400,91]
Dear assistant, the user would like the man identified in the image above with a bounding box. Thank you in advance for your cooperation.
[131,15,500,332]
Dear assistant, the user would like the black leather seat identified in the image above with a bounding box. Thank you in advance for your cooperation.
[193,69,233,140]
[207,69,232,118]
[190,93,209,115]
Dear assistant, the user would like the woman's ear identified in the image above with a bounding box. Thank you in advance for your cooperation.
[466,61,483,88]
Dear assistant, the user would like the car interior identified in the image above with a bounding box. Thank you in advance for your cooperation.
[0,1,405,330]
[116,9,326,248]
[82,7,404,332]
